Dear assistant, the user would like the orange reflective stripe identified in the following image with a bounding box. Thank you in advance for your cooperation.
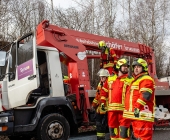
[108,106,124,111]
[137,99,146,106]
[112,54,116,57]
[102,87,108,92]
[101,96,107,101]
[97,132,105,137]
[103,63,114,68]
[140,88,153,93]
[93,99,98,104]
[123,110,154,122]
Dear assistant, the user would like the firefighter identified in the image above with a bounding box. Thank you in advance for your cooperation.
[107,58,133,140]
[63,75,70,84]
[98,40,118,75]
[63,75,71,96]
[122,58,155,140]
[91,69,110,140]
[91,80,102,111]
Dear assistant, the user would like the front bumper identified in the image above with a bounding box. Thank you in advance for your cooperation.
[0,113,14,135]
[0,122,13,135]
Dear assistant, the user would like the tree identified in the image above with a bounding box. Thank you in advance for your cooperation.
[116,0,170,77]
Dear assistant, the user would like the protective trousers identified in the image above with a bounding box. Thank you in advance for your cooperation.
[132,120,153,140]
[108,111,130,140]
[96,113,107,140]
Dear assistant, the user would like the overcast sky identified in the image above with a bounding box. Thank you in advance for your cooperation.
[45,0,170,45]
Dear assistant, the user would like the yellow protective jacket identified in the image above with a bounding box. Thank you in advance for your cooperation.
[92,80,109,114]
[100,48,118,68]
[123,72,155,122]
[92,82,103,108]
[108,74,133,111]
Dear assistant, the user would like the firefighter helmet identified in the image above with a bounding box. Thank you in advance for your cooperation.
[98,41,106,49]
[98,69,110,77]
[132,58,148,71]
[116,58,129,70]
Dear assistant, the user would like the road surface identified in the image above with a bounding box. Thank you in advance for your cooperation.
[69,129,170,140]
[2,128,170,140]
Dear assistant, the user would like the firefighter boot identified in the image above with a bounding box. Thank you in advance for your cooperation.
[97,136,105,140]
[130,132,139,140]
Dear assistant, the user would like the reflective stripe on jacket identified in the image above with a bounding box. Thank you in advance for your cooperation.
[98,79,109,114]
[108,74,133,111]
[91,81,108,114]
[100,48,118,68]
[63,76,70,84]
[123,72,155,122]
[100,80,109,104]
[92,82,102,108]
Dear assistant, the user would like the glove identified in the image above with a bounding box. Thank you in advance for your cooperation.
[134,108,140,118]
[101,103,106,111]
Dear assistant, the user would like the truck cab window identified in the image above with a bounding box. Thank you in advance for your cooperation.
[0,53,8,79]
[18,39,33,66]
[27,51,49,105]
[37,51,49,94]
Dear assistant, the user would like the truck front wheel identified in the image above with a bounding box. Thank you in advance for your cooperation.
[37,113,70,140]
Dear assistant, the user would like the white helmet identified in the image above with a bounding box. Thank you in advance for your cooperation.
[97,69,110,77]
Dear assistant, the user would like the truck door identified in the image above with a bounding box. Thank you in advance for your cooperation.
[7,32,39,108]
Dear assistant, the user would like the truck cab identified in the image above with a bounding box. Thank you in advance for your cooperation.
[0,32,84,140]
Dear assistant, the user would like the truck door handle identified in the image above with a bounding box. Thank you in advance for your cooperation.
[28,75,36,80]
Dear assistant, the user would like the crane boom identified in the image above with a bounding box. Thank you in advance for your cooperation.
[36,20,169,122]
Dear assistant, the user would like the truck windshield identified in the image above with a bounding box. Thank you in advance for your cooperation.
[0,43,13,80]
[0,52,9,80]
[0,51,6,66]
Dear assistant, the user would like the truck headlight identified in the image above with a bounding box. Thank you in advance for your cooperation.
[0,117,8,123]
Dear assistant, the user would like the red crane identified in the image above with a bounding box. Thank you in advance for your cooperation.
[36,20,169,123]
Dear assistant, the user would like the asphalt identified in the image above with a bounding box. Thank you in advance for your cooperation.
[2,128,170,140]
[69,130,170,140]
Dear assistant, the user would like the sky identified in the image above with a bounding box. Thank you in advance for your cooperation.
[45,0,170,50]
[46,0,75,9]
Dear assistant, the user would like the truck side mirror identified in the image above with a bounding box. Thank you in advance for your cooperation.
[9,72,15,81]
[9,53,12,68]
[0,51,6,66]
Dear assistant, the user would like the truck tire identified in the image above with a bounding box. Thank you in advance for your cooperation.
[37,113,70,140]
